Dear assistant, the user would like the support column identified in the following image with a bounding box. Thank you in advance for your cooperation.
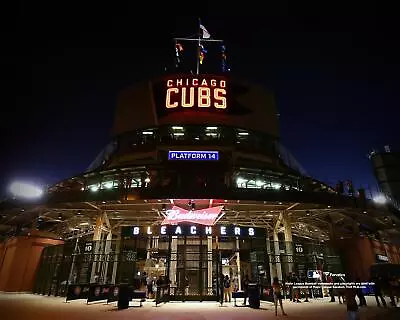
[352,220,360,236]
[207,236,213,295]
[169,236,178,286]
[111,229,121,284]
[68,237,80,283]
[235,238,241,290]
[328,222,336,242]
[146,236,152,260]
[266,232,275,284]
[90,213,105,283]
[273,230,283,281]
[101,231,113,283]
[283,215,294,274]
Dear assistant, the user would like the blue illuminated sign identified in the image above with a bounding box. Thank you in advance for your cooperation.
[168,151,219,161]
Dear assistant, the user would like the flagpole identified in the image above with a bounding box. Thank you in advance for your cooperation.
[196,18,201,75]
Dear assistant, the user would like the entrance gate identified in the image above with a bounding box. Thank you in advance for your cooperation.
[169,236,220,301]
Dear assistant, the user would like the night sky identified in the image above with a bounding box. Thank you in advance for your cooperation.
[3,3,399,197]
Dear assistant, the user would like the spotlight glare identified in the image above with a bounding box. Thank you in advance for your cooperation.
[373,194,387,205]
[9,181,43,199]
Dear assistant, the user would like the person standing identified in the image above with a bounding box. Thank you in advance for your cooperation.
[292,273,300,303]
[373,276,387,307]
[219,273,225,305]
[146,274,154,299]
[272,277,287,316]
[328,274,335,302]
[242,274,250,306]
[224,275,231,303]
[184,275,189,295]
[345,287,359,320]
[355,277,367,307]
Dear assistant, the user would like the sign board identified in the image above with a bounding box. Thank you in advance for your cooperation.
[376,254,389,262]
[161,205,223,226]
[121,224,266,238]
[84,242,93,253]
[165,77,227,110]
[66,284,90,301]
[295,243,304,253]
[168,150,219,161]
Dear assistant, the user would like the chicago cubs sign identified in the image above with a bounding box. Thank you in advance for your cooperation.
[165,76,227,110]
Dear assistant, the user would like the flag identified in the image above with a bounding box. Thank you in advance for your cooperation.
[199,44,207,64]
[176,42,183,52]
[175,42,184,67]
[221,44,227,72]
[200,24,211,39]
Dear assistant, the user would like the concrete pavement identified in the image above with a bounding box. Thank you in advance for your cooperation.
[1,293,398,320]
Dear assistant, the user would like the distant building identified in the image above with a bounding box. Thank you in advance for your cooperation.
[370,146,400,208]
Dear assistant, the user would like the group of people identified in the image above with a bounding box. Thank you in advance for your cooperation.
[138,273,170,299]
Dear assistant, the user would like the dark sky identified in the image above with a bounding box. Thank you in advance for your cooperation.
[2,2,399,197]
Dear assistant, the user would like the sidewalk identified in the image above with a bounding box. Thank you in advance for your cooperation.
[0,293,398,320]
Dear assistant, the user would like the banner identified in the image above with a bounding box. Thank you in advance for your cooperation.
[66,284,90,301]
[87,285,111,303]
[107,285,120,303]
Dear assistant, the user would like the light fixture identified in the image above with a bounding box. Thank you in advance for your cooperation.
[8,181,43,199]
[172,126,184,130]
[373,194,387,205]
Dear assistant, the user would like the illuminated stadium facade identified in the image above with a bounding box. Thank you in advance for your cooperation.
[1,32,400,302]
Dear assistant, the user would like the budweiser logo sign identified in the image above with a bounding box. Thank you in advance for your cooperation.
[161,205,224,226]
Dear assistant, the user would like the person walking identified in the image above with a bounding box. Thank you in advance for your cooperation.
[219,273,225,305]
[224,275,231,303]
[345,287,359,320]
[242,274,250,306]
[355,277,367,307]
[373,276,387,307]
[272,277,287,316]
[146,274,154,299]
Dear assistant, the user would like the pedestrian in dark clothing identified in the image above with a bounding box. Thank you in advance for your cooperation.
[355,278,367,307]
[373,276,387,307]
[219,273,225,305]
[242,274,250,305]
[345,288,359,320]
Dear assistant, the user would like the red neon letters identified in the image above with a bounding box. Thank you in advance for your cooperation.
[165,78,227,109]
[161,205,224,226]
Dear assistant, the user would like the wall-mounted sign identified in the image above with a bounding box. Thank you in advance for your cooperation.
[121,224,266,238]
[376,254,389,262]
[84,242,93,253]
[161,205,224,226]
[168,150,219,161]
[295,243,304,253]
[165,77,227,109]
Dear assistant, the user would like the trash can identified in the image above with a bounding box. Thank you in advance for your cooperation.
[117,284,130,310]
[247,283,260,309]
